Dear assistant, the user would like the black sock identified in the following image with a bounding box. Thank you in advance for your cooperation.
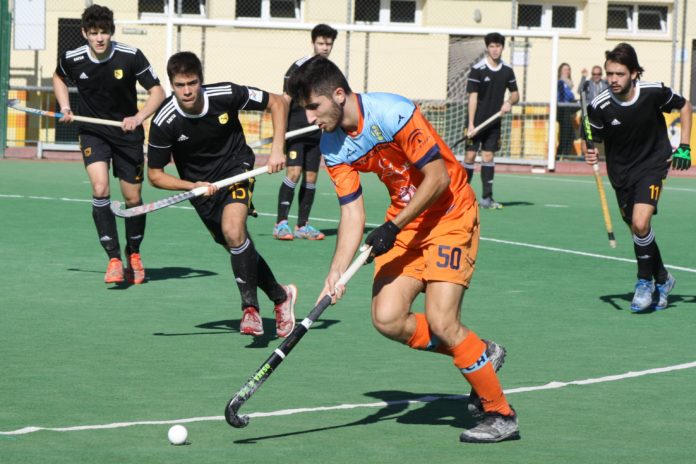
[633,229,658,281]
[277,177,296,223]
[651,239,669,283]
[256,253,287,304]
[463,163,475,184]
[125,202,146,254]
[229,238,259,311]
[297,181,316,227]
[92,196,120,259]
[481,163,494,199]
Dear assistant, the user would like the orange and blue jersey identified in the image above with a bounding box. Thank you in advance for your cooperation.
[321,92,475,230]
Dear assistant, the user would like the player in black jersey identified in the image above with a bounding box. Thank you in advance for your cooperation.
[272,24,338,241]
[52,5,165,285]
[585,42,692,312]
[463,32,519,209]
[147,51,297,338]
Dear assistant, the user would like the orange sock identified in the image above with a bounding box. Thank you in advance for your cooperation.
[452,330,512,416]
[406,313,452,355]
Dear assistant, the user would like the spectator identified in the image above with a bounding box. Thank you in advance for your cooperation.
[578,65,609,101]
[557,62,578,157]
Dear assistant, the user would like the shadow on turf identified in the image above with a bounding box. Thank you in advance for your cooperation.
[233,390,479,443]
[153,317,341,348]
[599,292,696,313]
[68,266,217,288]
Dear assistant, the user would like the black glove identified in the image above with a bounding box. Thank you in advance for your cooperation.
[364,221,400,263]
[671,144,691,170]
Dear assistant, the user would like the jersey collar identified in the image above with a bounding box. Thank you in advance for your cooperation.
[345,93,364,137]
[610,81,640,106]
[86,42,115,64]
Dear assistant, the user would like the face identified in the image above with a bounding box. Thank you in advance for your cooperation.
[171,73,203,112]
[313,37,334,58]
[560,64,571,78]
[303,90,344,132]
[82,27,111,56]
[486,42,504,61]
[591,67,603,81]
[605,61,636,97]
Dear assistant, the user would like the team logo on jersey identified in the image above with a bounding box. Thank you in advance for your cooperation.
[83,146,92,158]
[371,125,384,141]
[114,69,123,79]
[611,119,621,126]
[289,150,298,160]
[218,113,229,124]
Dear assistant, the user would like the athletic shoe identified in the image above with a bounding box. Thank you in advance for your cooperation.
[460,408,520,443]
[274,284,297,338]
[240,307,264,336]
[479,197,503,209]
[294,224,325,240]
[104,258,124,284]
[273,220,294,241]
[630,279,655,312]
[125,252,145,285]
[654,273,676,311]
[467,339,507,418]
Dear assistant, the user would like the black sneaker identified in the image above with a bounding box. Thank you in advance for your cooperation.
[467,339,507,418]
[460,408,520,443]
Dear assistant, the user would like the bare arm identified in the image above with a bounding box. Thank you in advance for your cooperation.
[680,99,692,145]
[389,158,450,230]
[467,92,478,131]
[52,72,74,123]
[502,90,519,113]
[122,84,166,132]
[148,167,217,196]
[265,92,290,173]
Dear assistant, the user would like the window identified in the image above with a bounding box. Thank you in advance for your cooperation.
[138,0,206,16]
[235,0,301,20]
[607,4,667,34]
[517,3,579,31]
[354,0,421,25]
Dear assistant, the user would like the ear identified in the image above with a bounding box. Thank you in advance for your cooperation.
[333,87,346,105]
[81,29,88,40]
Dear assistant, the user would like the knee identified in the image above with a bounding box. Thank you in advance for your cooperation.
[631,221,651,236]
[304,171,318,184]
[286,167,301,183]
[223,228,247,248]
[371,308,408,342]
[91,183,110,198]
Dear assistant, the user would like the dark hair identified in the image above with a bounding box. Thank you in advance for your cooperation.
[81,4,115,34]
[166,51,204,82]
[311,23,338,42]
[605,42,644,79]
[557,62,571,79]
[287,56,351,106]
[484,32,505,47]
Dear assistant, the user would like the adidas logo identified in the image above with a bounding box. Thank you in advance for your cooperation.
[99,235,113,242]
[177,134,189,142]
[637,254,651,259]
[235,277,246,284]
[79,72,88,79]
[611,119,621,126]
[484,76,491,81]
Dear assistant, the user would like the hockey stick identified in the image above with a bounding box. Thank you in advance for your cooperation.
[7,99,123,128]
[451,111,503,149]
[225,245,373,429]
[110,125,319,218]
[580,82,616,248]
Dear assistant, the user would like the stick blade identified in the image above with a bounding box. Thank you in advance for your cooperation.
[225,397,250,428]
[110,200,130,218]
[7,99,20,108]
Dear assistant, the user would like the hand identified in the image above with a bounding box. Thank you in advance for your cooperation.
[317,269,343,305]
[585,147,599,165]
[59,107,73,124]
[122,115,144,132]
[671,144,691,170]
[364,221,400,264]
[193,181,218,197]
[266,149,286,173]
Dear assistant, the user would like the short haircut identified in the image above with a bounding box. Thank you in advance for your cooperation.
[167,51,204,83]
[81,4,115,34]
[484,32,505,47]
[311,24,338,42]
[605,42,644,79]
[287,56,351,106]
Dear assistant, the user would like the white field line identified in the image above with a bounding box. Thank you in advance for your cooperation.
[2,193,696,273]
[2,361,694,436]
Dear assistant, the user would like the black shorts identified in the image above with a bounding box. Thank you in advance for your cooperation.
[286,139,322,172]
[79,133,145,184]
[192,169,255,246]
[465,126,501,153]
[614,174,664,224]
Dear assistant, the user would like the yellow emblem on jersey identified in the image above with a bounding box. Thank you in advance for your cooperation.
[84,147,92,158]
[114,69,123,79]
[371,125,384,141]
[289,150,298,160]
[218,113,229,124]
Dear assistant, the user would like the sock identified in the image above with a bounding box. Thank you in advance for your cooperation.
[463,163,475,184]
[297,181,316,227]
[92,196,121,259]
[124,202,146,254]
[633,229,658,281]
[406,313,451,355]
[481,162,495,199]
[229,238,260,311]
[650,239,669,284]
[256,251,287,304]
[277,177,297,223]
[452,330,512,416]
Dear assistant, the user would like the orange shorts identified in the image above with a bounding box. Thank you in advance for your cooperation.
[373,202,480,287]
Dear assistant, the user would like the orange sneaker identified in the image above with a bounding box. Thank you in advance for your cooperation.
[274,284,297,338]
[125,252,145,284]
[104,258,124,284]
[240,307,264,336]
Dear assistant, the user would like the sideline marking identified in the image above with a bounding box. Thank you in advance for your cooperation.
[2,361,695,436]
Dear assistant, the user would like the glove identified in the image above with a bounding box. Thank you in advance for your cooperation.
[671,144,691,170]
[364,221,400,264]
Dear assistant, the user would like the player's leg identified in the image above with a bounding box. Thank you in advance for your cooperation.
[82,135,123,283]
[295,144,325,240]
[478,128,502,209]
[462,143,477,184]
[114,144,147,284]
[274,142,304,240]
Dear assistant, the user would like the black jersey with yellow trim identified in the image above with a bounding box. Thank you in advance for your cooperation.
[147,82,269,184]
[55,41,160,144]
[587,81,686,189]
[466,58,518,126]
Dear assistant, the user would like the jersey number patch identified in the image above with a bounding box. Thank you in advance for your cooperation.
[436,245,462,270]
